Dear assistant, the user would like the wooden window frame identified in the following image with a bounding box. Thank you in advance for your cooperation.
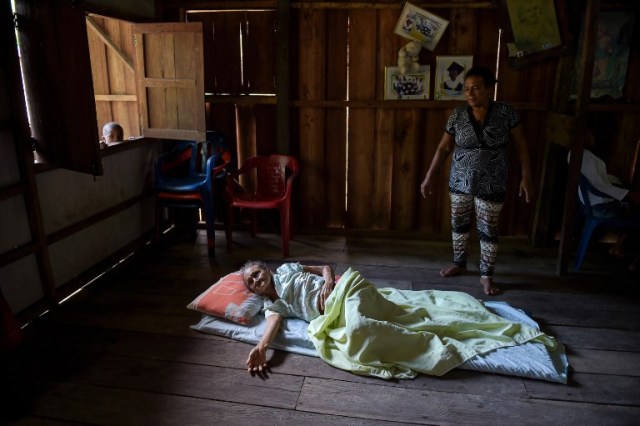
[14,0,103,175]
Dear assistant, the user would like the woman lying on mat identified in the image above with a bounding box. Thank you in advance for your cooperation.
[241,261,559,379]
[241,261,336,373]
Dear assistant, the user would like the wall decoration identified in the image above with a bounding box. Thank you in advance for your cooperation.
[434,56,473,101]
[385,65,430,100]
[394,2,449,52]
[573,11,635,99]
[505,0,562,56]
[497,0,577,69]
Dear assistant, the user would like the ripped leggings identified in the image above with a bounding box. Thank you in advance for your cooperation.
[449,192,504,277]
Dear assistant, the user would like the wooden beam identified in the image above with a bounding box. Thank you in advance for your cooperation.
[556,0,600,275]
[143,77,196,89]
[1,0,56,305]
[85,16,134,74]
[291,2,494,9]
[94,94,137,102]
[165,1,494,10]
[276,0,291,154]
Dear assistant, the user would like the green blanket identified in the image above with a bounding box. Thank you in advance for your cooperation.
[307,268,558,379]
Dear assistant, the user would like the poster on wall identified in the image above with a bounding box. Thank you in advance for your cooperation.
[572,12,634,99]
[394,2,449,51]
[505,0,562,56]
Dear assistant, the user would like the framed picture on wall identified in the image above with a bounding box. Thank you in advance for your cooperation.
[505,0,562,55]
[571,11,635,99]
[385,66,430,100]
[497,0,576,69]
[434,56,473,101]
[394,2,449,51]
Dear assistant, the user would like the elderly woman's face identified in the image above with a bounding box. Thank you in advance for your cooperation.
[243,264,273,295]
[463,76,492,108]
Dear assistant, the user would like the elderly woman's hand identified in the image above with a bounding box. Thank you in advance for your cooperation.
[318,278,335,313]
[246,344,269,373]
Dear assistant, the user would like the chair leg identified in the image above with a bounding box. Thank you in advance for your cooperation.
[202,199,215,257]
[250,210,258,237]
[155,200,163,245]
[280,203,291,257]
[225,205,233,253]
[575,222,598,271]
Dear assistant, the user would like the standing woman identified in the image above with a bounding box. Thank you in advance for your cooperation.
[420,66,533,295]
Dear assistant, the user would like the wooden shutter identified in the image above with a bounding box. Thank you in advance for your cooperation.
[86,15,139,140]
[132,23,206,141]
[14,0,102,175]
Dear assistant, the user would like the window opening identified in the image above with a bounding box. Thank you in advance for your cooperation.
[240,21,245,88]
[495,28,502,100]
[10,0,38,161]
[186,9,275,97]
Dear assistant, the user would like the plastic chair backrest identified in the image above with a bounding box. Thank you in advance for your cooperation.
[157,132,229,180]
[203,130,230,170]
[156,141,197,182]
[578,174,613,219]
[256,156,294,197]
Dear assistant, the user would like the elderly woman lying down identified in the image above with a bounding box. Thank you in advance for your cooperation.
[241,261,563,379]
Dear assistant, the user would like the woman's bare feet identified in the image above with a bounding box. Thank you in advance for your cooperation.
[440,265,466,277]
[480,276,500,296]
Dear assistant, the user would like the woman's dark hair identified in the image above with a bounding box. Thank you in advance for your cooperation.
[464,66,497,87]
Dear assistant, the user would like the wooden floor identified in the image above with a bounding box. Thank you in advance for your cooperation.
[2,229,640,425]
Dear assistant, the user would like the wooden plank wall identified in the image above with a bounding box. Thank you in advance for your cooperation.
[293,3,556,239]
[166,1,611,240]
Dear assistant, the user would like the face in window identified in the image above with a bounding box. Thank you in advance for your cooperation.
[102,123,124,144]
[104,131,120,143]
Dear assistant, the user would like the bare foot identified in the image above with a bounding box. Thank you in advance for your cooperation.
[480,277,500,296]
[440,265,466,278]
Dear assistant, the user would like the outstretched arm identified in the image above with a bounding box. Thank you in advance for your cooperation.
[303,265,335,312]
[511,125,533,203]
[246,313,283,373]
[421,132,455,198]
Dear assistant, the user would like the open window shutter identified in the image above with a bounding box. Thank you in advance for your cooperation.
[15,0,102,175]
[86,15,139,141]
[132,23,206,142]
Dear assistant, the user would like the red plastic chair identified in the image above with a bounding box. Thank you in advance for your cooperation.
[225,155,299,257]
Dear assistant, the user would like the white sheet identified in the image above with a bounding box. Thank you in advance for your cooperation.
[191,300,568,383]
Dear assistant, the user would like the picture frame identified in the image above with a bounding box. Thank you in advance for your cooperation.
[385,66,430,100]
[497,0,577,69]
[505,0,562,55]
[572,11,635,99]
[434,56,473,101]
[394,2,449,52]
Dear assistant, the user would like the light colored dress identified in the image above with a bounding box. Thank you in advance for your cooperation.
[263,263,325,321]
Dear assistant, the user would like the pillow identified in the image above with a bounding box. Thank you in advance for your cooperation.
[186,272,263,324]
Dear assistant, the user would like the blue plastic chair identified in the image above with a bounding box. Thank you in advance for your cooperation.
[155,131,231,256]
[574,174,639,271]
